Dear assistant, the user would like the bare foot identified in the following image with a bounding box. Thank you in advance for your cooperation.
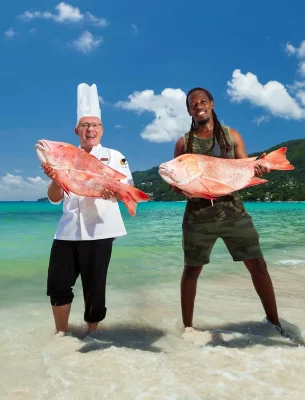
[182,327,213,345]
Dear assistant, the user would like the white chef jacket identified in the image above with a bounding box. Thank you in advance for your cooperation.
[49,144,134,241]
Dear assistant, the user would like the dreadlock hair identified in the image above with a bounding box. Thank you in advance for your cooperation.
[185,87,231,158]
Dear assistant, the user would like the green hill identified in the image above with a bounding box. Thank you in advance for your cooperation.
[133,139,305,202]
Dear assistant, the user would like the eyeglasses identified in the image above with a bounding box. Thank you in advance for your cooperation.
[78,123,102,129]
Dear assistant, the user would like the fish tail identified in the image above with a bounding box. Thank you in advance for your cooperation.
[120,186,150,216]
[264,147,294,170]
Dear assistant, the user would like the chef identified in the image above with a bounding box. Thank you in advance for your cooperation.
[43,83,133,335]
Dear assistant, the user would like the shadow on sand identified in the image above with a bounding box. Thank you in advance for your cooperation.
[66,318,303,353]
[194,319,304,348]
[67,323,165,354]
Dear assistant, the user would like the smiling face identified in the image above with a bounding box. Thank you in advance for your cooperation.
[75,116,104,152]
[187,90,214,127]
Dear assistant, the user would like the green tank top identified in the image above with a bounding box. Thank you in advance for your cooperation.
[184,125,235,158]
[183,126,248,224]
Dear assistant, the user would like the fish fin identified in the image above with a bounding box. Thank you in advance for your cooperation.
[182,191,217,200]
[120,185,150,216]
[263,147,294,170]
[200,193,217,200]
[197,176,236,197]
[243,177,268,189]
[182,191,195,198]
[59,182,71,196]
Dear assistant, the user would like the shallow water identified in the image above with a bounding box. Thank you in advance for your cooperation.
[1,201,305,399]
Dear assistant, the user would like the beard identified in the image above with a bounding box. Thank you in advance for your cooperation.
[197,117,210,126]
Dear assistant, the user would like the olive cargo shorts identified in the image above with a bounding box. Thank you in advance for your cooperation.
[182,215,263,266]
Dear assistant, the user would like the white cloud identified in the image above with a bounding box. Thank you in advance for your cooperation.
[98,95,105,104]
[116,88,191,142]
[228,39,305,120]
[27,176,44,183]
[299,61,305,77]
[21,3,82,23]
[285,40,305,77]
[253,116,270,125]
[20,2,108,27]
[285,42,297,56]
[285,40,305,58]
[53,2,82,22]
[72,31,102,54]
[296,91,305,106]
[114,124,123,128]
[0,174,49,201]
[30,28,38,34]
[227,69,305,120]
[4,27,17,38]
[87,12,108,27]
[287,80,305,92]
[131,24,138,35]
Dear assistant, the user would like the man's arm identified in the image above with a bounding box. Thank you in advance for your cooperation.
[42,164,64,203]
[174,137,185,158]
[230,128,269,176]
[171,137,185,194]
[230,128,248,159]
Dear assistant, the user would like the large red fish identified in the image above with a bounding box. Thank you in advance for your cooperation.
[158,148,294,199]
[36,140,150,216]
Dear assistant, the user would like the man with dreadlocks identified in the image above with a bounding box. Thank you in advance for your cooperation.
[174,87,287,337]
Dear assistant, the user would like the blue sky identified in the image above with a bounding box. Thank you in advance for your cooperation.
[1,0,305,200]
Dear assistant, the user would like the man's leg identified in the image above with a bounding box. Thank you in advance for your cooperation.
[79,238,113,332]
[181,265,203,327]
[222,215,280,326]
[47,240,78,333]
[244,258,280,325]
[52,304,71,333]
[181,223,216,328]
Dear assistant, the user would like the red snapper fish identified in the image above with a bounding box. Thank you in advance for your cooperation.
[36,139,150,216]
[158,148,294,200]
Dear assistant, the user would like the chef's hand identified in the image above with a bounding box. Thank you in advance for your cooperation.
[42,164,61,187]
[101,189,121,200]
[254,153,270,177]
[101,189,114,200]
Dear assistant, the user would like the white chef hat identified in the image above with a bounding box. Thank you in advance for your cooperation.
[77,83,101,122]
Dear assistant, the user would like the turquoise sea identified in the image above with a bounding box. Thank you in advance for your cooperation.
[1,201,305,299]
[1,201,305,400]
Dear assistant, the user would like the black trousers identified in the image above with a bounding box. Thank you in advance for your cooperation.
[47,238,113,323]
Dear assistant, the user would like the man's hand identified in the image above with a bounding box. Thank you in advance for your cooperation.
[254,153,270,177]
[101,189,121,200]
[42,163,61,187]
[101,189,114,200]
[42,163,64,202]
